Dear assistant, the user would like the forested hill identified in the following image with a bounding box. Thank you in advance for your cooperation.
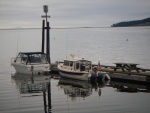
[111,17,150,27]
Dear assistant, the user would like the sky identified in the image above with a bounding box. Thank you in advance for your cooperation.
[0,0,150,29]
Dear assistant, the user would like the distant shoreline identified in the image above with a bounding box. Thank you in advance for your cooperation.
[111,17,150,27]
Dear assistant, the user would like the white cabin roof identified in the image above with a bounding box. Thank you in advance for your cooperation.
[64,58,91,62]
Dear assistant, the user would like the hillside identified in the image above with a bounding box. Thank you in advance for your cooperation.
[111,17,150,27]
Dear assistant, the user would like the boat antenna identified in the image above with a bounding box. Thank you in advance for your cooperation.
[16,36,19,56]
[66,30,69,59]
[78,51,79,58]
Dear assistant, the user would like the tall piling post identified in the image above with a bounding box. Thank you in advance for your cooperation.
[43,91,47,113]
[42,20,45,53]
[46,22,50,64]
[47,80,52,113]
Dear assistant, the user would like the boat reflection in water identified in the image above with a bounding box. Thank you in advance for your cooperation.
[109,80,150,93]
[11,73,52,113]
[11,73,49,93]
[58,77,110,100]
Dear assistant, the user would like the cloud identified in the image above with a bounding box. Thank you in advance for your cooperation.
[0,0,150,28]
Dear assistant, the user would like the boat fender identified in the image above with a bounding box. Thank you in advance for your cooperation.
[90,72,97,83]
[105,74,110,80]
[97,72,105,83]
[97,72,104,79]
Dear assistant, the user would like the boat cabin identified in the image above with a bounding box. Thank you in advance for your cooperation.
[14,52,48,65]
[63,59,92,72]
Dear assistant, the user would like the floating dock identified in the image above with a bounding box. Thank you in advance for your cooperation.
[50,63,150,84]
[95,64,150,84]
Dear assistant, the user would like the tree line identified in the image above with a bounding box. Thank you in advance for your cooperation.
[111,17,150,27]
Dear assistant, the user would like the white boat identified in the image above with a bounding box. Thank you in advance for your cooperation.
[11,52,50,75]
[57,55,92,81]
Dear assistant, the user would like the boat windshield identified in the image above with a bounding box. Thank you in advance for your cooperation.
[28,54,48,64]
[63,59,92,71]
[64,60,73,67]
[80,60,91,65]
[79,60,92,71]
[17,53,48,64]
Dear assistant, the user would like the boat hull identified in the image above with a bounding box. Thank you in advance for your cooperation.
[12,63,50,75]
[59,69,89,81]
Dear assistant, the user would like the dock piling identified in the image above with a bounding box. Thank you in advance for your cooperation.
[47,80,52,113]
[42,20,45,53]
[46,22,50,63]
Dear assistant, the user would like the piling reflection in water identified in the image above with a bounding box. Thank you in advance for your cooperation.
[11,73,52,113]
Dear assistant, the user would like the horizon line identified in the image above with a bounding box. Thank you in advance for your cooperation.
[0,26,113,30]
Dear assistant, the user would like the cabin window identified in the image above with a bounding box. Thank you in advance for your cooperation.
[17,54,28,63]
[76,63,79,69]
[64,61,73,67]
[88,64,91,69]
[40,54,48,63]
[64,61,69,66]
[80,64,85,71]
[69,62,73,66]
[22,55,28,63]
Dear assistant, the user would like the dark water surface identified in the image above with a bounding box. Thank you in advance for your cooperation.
[0,73,150,113]
[0,27,150,113]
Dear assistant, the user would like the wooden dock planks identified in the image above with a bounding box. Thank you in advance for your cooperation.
[101,65,150,83]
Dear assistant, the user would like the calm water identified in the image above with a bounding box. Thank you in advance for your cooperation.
[0,27,150,113]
